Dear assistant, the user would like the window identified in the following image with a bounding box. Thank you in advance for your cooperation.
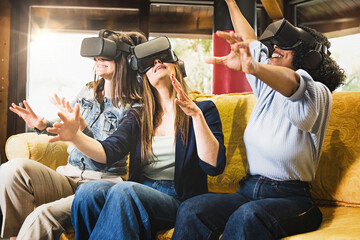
[149,3,214,94]
[28,31,95,119]
[27,5,141,120]
[329,33,360,92]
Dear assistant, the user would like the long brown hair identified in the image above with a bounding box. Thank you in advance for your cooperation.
[87,31,147,106]
[139,62,189,164]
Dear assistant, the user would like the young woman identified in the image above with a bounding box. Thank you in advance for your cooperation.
[172,0,346,239]
[0,31,146,240]
[46,38,226,240]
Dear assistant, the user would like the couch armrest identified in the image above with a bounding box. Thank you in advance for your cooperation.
[5,132,69,170]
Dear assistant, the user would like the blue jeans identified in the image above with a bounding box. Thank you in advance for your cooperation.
[71,179,181,240]
[172,175,322,240]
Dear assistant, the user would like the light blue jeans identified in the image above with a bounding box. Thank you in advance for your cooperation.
[71,179,181,240]
[172,175,322,240]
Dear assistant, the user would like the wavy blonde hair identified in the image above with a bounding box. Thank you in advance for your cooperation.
[138,62,189,164]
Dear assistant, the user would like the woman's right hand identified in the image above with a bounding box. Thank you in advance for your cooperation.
[47,103,81,143]
[205,31,257,75]
[9,100,47,130]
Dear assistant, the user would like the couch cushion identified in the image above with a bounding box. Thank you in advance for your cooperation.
[156,206,360,240]
[282,206,360,239]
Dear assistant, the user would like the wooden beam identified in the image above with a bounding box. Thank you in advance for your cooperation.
[0,0,10,163]
[260,0,283,20]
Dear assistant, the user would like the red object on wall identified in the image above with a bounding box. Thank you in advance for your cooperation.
[212,30,252,94]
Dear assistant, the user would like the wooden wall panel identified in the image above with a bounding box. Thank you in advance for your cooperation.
[0,0,11,163]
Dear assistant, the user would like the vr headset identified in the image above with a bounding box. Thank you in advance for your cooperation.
[80,30,126,61]
[128,36,180,74]
[81,31,186,76]
[259,19,329,69]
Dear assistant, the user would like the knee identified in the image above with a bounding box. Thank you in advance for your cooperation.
[73,181,114,207]
[0,158,33,187]
[177,199,198,219]
[176,196,208,222]
[107,181,137,197]
[27,203,54,223]
[230,205,263,228]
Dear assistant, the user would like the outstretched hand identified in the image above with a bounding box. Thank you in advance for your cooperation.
[47,103,81,143]
[49,93,86,130]
[49,93,74,118]
[205,31,257,74]
[171,74,201,117]
[9,100,46,129]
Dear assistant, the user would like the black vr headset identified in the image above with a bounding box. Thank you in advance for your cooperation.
[80,29,127,61]
[259,19,329,70]
[80,31,186,77]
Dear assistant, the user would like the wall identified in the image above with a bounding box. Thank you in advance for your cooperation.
[0,0,11,163]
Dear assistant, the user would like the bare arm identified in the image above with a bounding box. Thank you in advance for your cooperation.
[225,0,257,41]
[206,31,300,97]
[171,74,219,167]
[47,104,107,164]
[236,41,300,97]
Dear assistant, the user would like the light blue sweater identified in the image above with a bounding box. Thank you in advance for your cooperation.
[244,41,332,182]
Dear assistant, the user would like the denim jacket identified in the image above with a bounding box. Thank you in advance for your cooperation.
[46,84,130,175]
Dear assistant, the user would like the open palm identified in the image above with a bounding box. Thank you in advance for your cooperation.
[9,101,45,129]
[48,104,81,142]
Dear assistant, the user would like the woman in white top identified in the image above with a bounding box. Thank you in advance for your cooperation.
[172,0,345,239]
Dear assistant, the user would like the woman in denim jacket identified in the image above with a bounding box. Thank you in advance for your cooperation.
[0,31,146,240]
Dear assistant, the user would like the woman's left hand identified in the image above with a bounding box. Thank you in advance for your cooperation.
[47,103,81,142]
[171,74,201,117]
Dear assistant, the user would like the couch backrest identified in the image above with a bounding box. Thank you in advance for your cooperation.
[190,92,256,193]
[311,92,360,207]
[191,91,360,207]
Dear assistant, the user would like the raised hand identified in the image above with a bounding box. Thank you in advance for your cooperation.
[47,103,81,143]
[171,74,201,117]
[49,93,73,118]
[49,93,87,131]
[9,100,46,129]
[205,31,257,74]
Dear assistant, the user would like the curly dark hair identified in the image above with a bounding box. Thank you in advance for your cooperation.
[291,26,346,92]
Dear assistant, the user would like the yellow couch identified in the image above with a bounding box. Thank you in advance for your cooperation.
[5,91,360,239]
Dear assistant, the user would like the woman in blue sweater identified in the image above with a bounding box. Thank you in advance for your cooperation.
[172,0,346,239]
[47,37,226,240]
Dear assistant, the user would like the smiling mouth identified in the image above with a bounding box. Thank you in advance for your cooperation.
[271,52,283,58]
[154,65,166,73]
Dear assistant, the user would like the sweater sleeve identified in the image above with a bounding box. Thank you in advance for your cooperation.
[98,110,139,167]
[283,69,332,133]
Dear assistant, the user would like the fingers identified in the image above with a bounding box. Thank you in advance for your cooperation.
[216,31,242,44]
[23,100,35,114]
[205,56,226,65]
[48,135,61,143]
[9,104,21,115]
[61,97,66,108]
[171,74,189,102]
[10,102,28,115]
[57,112,69,123]
[74,103,80,121]
[66,101,73,112]
[174,98,187,108]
